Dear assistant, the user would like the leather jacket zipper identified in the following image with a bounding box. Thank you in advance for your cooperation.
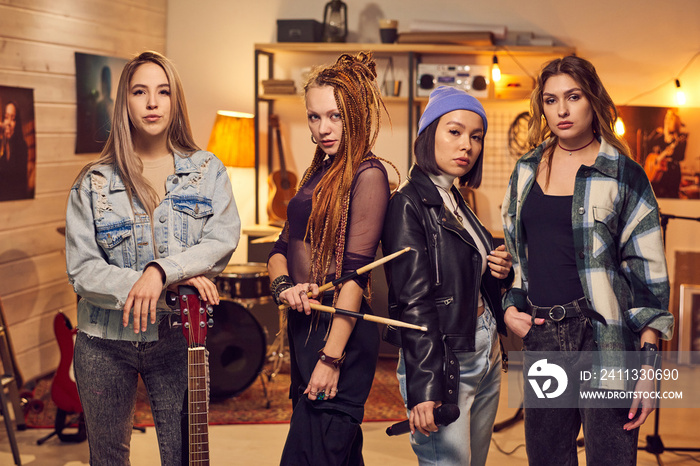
[436,297,454,306]
[432,233,441,285]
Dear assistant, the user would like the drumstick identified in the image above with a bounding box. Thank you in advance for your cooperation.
[309,302,427,332]
[277,246,412,311]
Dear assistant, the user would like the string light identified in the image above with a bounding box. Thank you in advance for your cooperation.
[675,79,686,106]
[491,55,501,82]
[623,51,698,106]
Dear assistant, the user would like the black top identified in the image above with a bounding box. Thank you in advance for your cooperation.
[521,181,585,306]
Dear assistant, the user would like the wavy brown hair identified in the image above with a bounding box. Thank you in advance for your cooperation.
[74,51,199,217]
[300,51,388,287]
[528,56,630,184]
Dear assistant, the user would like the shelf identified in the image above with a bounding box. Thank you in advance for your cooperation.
[254,42,576,57]
[253,41,575,223]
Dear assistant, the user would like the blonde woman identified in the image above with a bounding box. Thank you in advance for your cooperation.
[66,51,240,464]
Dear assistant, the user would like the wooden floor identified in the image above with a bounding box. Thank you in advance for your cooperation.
[2,380,700,465]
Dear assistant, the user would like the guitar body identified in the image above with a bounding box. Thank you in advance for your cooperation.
[50,312,82,414]
[267,114,297,225]
[267,170,297,224]
[177,285,211,466]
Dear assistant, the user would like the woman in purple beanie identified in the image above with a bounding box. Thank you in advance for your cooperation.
[382,85,513,465]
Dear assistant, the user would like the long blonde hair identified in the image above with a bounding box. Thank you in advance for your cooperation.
[75,51,199,217]
[300,52,388,287]
[528,56,630,185]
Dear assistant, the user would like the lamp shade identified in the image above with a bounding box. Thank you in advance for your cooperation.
[207,110,255,167]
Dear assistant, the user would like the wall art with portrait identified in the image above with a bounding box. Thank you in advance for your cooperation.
[75,52,128,154]
[617,105,700,199]
[0,85,36,202]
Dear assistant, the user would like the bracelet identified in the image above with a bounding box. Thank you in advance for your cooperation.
[318,348,346,369]
[270,274,293,294]
[272,282,293,306]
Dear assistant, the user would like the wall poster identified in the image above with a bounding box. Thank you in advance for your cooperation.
[617,105,700,199]
[75,52,128,154]
[0,85,36,202]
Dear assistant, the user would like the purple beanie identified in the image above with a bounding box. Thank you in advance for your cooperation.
[417,86,488,136]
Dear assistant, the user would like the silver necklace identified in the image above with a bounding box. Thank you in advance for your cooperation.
[435,185,463,223]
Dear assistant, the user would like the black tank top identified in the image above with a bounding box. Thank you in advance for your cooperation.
[521,181,585,306]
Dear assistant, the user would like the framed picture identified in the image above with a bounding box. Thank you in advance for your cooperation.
[678,283,700,364]
[0,85,36,202]
[75,52,128,154]
[617,105,700,199]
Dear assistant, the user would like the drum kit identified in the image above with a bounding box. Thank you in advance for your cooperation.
[210,262,287,405]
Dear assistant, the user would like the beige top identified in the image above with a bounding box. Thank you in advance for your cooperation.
[141,154,175,202]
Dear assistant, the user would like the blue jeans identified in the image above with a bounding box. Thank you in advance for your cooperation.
[397,307,502,466]
[74,317,188,465]
[522,306,639,466]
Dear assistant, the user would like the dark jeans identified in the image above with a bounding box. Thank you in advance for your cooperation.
[74,318,188,465]
[522,307,639,466]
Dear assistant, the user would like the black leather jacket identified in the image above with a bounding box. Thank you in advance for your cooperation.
[382,165,510,409]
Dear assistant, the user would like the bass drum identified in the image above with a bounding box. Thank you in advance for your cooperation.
[207,299,266,400]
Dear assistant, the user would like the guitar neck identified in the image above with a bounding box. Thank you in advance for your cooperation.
[188,347,209,465]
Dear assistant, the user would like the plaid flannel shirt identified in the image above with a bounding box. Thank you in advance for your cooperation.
[501,139,673,390]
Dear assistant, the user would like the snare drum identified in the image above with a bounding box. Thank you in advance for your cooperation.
[207,299,267,399]
[216,263,270,303]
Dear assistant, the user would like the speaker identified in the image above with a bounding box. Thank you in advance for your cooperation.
[416,64,490,98]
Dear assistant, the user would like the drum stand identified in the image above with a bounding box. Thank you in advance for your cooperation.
[264,310,289,381]
[232,297,289,409]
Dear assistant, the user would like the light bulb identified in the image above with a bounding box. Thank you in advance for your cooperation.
[491,55,501,82]
[614,117,625,136]
[675,79,686,105]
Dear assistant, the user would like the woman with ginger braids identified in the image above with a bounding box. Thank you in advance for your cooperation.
[267,52,397,465]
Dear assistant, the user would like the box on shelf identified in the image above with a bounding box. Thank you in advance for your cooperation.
[277,19,323,43]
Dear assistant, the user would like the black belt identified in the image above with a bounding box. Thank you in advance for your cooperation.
[528,297,605,324]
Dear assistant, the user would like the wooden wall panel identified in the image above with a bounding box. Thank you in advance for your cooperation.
[35,162,85,194]
[0,223,65,265]
[0,5,165,55]
[0,0,166,383]
[3,282,77,327]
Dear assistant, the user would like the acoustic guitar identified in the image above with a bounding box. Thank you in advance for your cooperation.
[176,285,212,465]
[267,114,297,225]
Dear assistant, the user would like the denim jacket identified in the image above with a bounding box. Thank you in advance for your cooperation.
[65,150,240,342]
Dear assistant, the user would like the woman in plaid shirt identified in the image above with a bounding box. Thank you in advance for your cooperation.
[501,56,673,465]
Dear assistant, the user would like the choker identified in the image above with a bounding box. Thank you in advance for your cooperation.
[558,137,596,156]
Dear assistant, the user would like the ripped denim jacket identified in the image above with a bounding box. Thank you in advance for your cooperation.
[65,150,241,342]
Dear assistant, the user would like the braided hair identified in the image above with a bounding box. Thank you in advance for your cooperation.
[299,52,390,295]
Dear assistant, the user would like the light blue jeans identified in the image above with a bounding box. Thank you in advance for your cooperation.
[397,307,502,466]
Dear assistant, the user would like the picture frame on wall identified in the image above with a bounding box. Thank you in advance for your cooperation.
[678,283,700,365]
[75,52,128,154]
[0,85,36,202]
[617,105,699,200]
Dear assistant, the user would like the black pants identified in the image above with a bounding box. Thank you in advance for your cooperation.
[280,396,364,466]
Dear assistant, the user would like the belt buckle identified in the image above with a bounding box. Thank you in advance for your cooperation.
[548,305,566,322]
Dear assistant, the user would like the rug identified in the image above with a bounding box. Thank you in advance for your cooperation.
[22,357,406,428]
